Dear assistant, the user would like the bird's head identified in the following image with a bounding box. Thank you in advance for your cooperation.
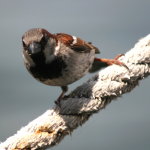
[22,28,57,65]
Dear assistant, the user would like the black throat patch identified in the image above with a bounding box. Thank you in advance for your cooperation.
[29,53,67,81]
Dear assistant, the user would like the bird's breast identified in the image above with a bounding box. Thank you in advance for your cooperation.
[27,57,66,83]
[24,48,95,86]
[42,50,95,86]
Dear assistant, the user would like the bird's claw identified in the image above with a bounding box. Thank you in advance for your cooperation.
[113,54,129,70]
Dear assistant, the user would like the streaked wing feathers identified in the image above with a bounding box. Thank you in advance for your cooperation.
[55,33,100,53]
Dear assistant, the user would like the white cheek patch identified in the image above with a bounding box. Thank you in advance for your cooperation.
[22,52,35,67]
[22,53,28,63]
[54,42,60,55]
[72,36,77,45]
[44,44,55,64]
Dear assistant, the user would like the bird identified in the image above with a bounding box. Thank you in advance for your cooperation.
[22,28,127,106]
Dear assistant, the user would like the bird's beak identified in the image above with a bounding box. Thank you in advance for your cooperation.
[28,42,41,54]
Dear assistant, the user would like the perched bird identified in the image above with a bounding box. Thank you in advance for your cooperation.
[22,28,126,105]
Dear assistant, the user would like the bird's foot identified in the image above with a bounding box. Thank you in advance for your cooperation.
[55,94,69,107]
[114,54,124,60]
[112,54,129,70]
[55,99,61,107]
[95,54,129,70]
[54,93,63,107]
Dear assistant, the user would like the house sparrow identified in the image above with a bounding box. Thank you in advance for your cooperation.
[22,28,127,105]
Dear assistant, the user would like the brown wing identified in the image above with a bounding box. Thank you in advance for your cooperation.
[55,33,100,54]
[55,33,74,46]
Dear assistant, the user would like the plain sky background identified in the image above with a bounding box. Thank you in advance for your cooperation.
[0,0,150,150]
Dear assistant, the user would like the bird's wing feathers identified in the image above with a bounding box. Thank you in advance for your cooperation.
[55,33,74,46]
[55,33,100,54]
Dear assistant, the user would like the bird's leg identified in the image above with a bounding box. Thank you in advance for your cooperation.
[55,86,68,106]
[95,54,129,70]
